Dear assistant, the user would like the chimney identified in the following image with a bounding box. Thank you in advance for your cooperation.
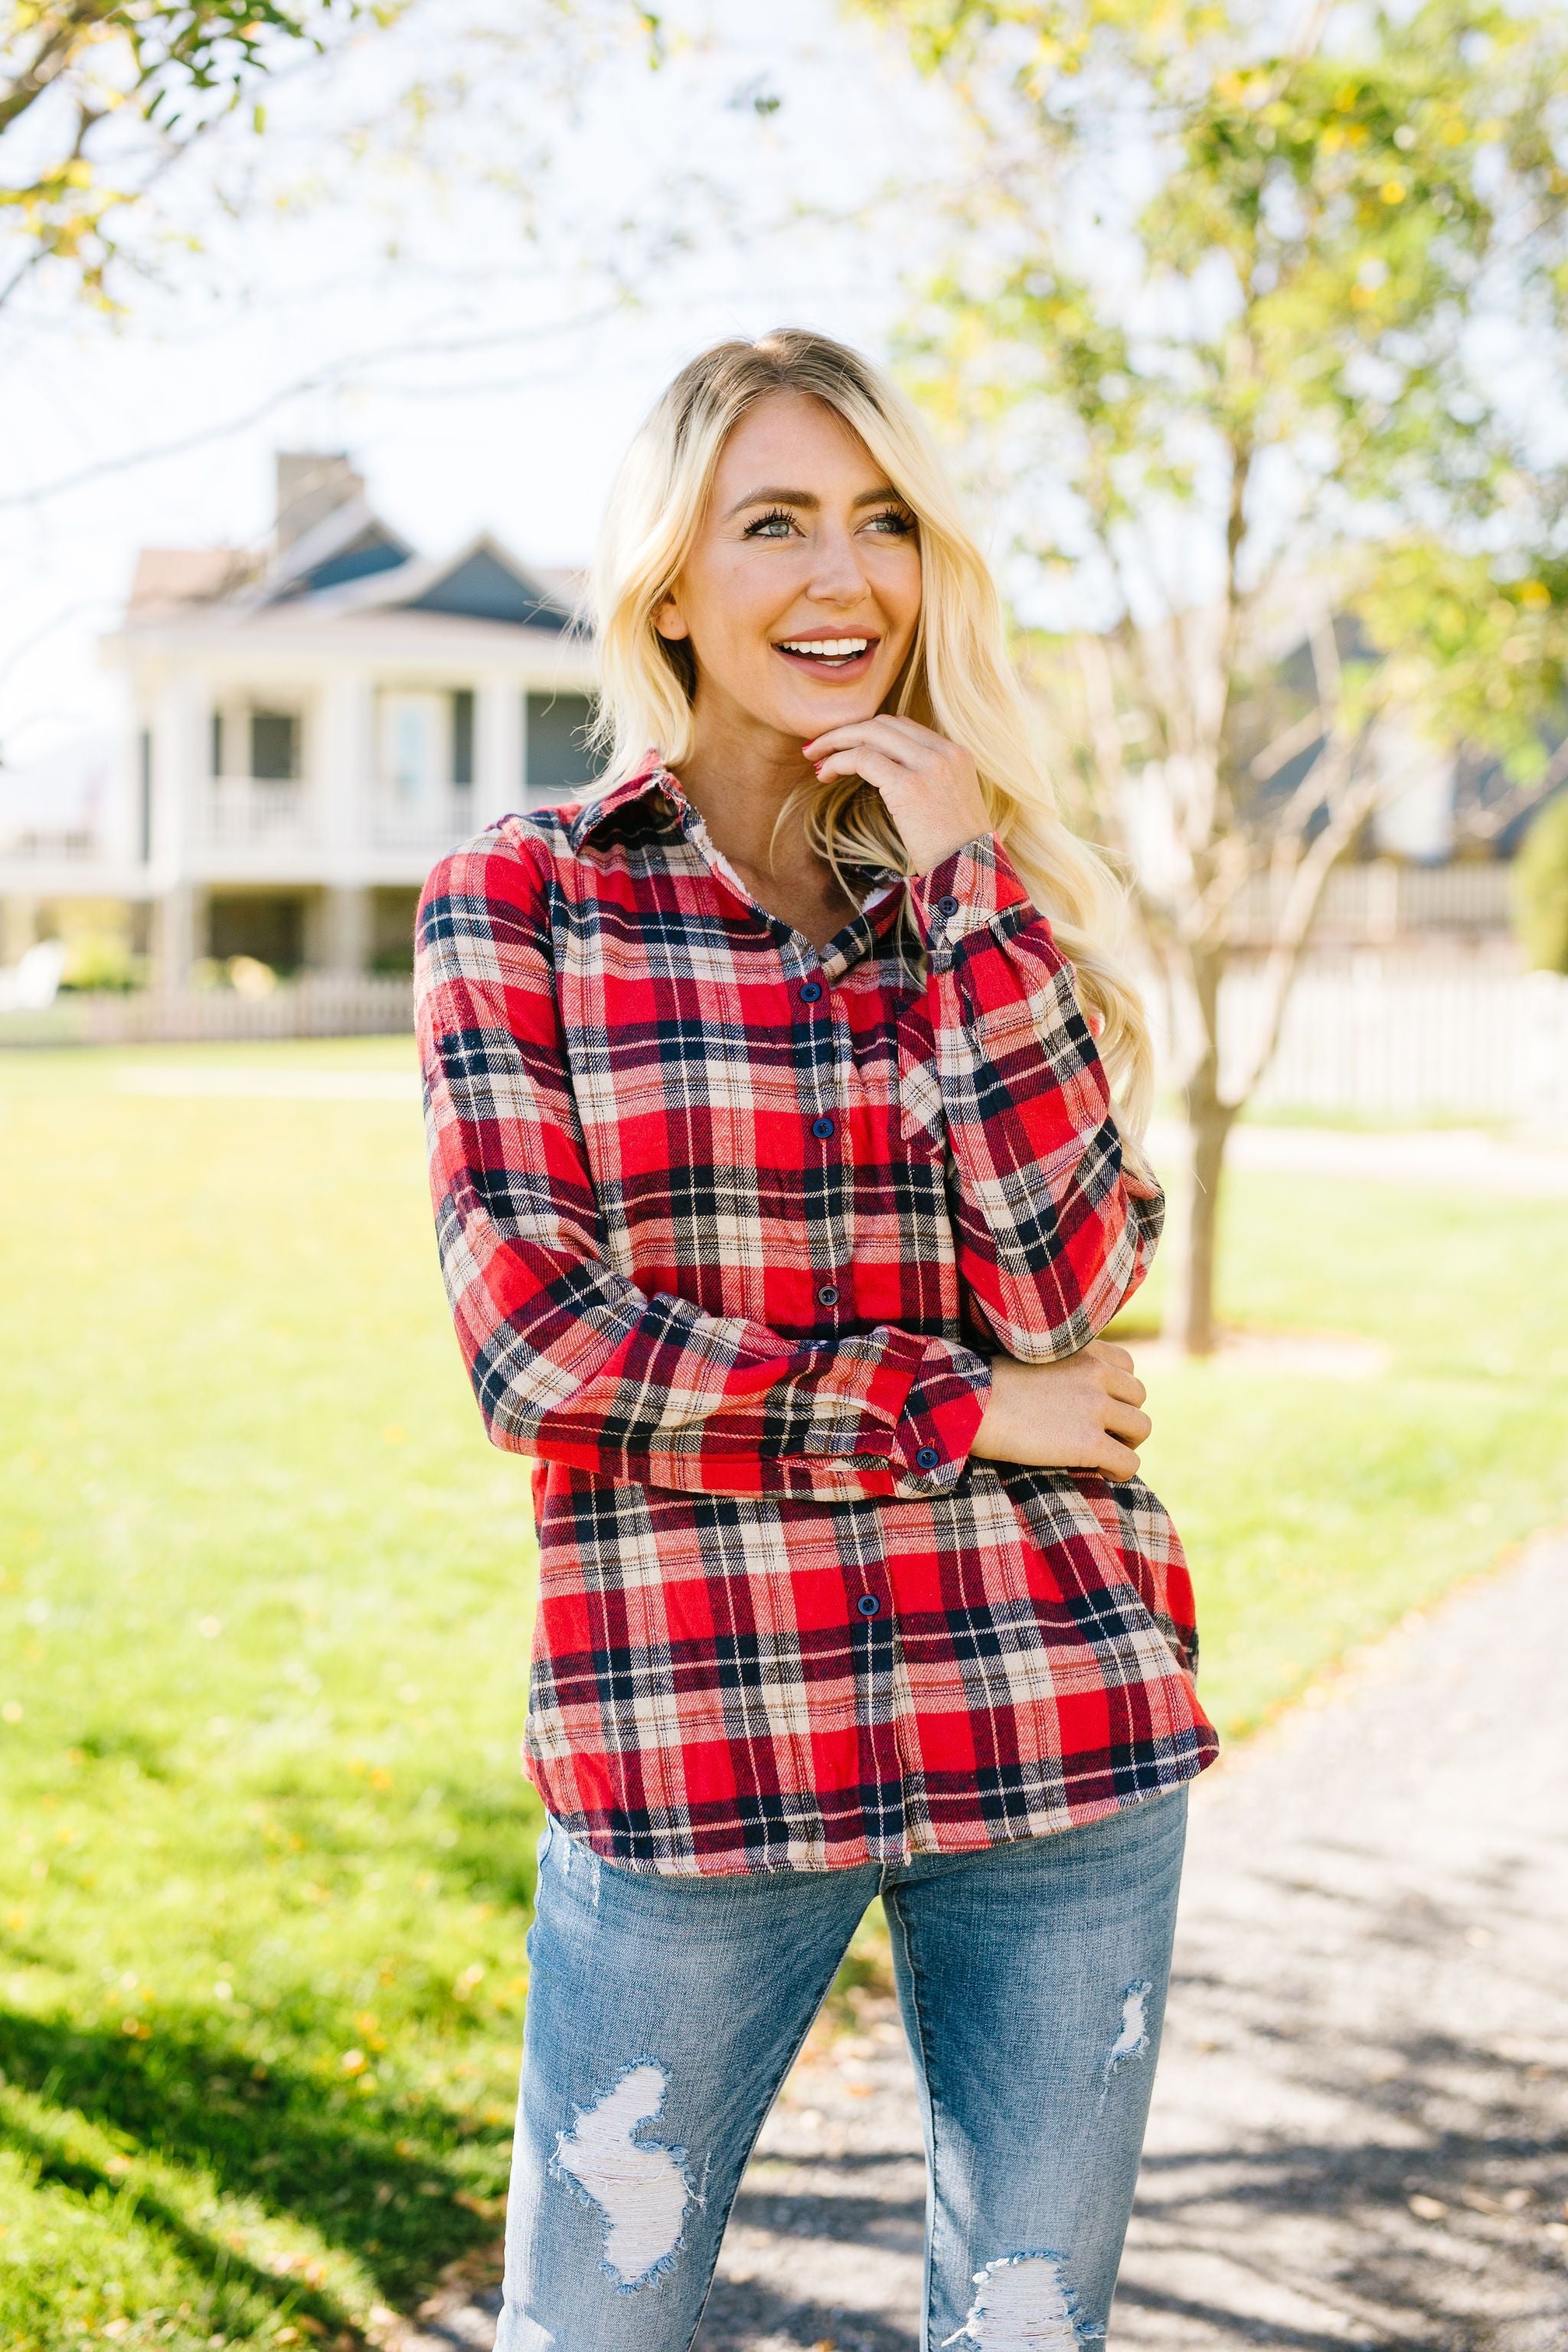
[275,452,364,548]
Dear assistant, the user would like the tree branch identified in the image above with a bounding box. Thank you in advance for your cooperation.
[0,5,110,139]
[1306,603,1342,725]
[1226,732,1380,1109]
[1456,736,1568,843]
[0,299,625,507]
[1249,708,1325,783]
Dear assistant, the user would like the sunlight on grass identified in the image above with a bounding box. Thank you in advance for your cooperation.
[2,1041,526,2347]
[1128,1172,1568,1733]
[2,1040,1565,2347]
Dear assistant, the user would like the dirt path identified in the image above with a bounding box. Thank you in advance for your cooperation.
[410,1530,1568,2352]
[1145,1122,1568,1198]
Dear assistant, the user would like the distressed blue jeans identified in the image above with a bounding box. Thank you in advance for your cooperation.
[496,1785,1187,2352]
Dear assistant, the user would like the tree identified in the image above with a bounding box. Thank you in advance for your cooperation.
[0,2,400,312]
[862,0,1568,1350]
[1515,791,1568,975]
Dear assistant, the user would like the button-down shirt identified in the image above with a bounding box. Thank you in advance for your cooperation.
[414,761,1217,1874]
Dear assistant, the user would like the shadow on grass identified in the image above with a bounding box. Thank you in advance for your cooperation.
[1,1767,893,2343]
[227,1769,544,1919]
[0,2005,499,2328]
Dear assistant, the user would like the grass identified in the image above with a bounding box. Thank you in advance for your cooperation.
[1125,1177,1568,1733]
[2,1040,1565,2351]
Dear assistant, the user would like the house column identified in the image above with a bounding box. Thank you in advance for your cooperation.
[155,884,199,989]
[318,670,374,970]
[1,896,39,964]
[322,886,372,972]
[318,669,374,856]
[151,669,204,990]
[476,679,524,828]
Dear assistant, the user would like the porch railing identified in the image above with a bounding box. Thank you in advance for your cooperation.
[369,787,479,849]
[201,779,315,844]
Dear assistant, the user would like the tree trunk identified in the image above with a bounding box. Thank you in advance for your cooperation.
[1165,1089,1236,1355]
[1162,947,1237,1356]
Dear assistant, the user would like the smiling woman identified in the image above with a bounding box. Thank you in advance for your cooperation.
[589,333,1157,1125]
[658,413,920,697]
[414,328,1217,2352]
[646,390,942,940]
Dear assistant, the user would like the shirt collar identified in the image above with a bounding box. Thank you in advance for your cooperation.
[564,757,907,969]
[566,771,907,907]
[563,760,679,851]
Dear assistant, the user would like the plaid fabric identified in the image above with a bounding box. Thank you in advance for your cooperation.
[415,760,1217,1874]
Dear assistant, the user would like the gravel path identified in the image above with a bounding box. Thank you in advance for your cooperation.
[409,1530,1568,2352]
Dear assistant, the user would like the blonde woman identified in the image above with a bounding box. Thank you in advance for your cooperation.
[414,329,1217,2352]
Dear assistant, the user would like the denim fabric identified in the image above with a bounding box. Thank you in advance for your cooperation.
[496,1786,1188,2352]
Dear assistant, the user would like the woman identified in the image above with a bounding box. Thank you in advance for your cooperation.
[414,328,1217,2352]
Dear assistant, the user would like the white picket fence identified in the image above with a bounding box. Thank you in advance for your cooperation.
[1224,859,1514,945]
[4,956,1566,1125]
[0,974,413,1047]
[1200,955,1568,1124]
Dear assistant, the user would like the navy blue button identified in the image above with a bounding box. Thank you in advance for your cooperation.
[936,893,959,917]
[817,1282,840,1307]
[915,1446,940,1470]
[857,1593,880,1618]
[812,1116,836,1140]
[799,981,822,1003]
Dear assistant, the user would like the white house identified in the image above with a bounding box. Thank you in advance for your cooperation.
[0,452,603,982]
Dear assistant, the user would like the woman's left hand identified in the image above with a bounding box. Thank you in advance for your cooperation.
[803,715,991,877]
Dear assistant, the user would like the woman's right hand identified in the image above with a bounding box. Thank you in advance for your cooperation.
[971,1341,1152,1481]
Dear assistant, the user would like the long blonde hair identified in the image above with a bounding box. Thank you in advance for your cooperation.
[588,328,1155,1143]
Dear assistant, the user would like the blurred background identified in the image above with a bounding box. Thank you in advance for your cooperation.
[2,3,1566,2348]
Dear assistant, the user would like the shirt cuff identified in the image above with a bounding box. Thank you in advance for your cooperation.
[742,1328,990,1503]
[906,831,1037,956]
[887,1338,992,1501]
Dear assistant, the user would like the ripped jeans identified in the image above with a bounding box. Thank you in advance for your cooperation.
[496,1785,1187,2352]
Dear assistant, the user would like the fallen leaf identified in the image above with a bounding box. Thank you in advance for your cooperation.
[454,2191,505,2220]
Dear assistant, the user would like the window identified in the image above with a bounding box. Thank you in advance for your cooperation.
[250,710,299,782]
[139,730,153,862]
[524,692,603,804]
[378,691,449,805]
[452,690,475,789]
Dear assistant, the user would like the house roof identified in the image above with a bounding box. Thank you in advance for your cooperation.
[125,500,579,642]
[127,547,258,622]
[289,533,577,630]
[257,494,414,604]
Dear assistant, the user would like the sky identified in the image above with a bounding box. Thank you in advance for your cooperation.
[6,0,1542,864]
[0,0,961,817]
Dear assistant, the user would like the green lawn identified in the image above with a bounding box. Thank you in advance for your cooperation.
[2,1040,1565,2351]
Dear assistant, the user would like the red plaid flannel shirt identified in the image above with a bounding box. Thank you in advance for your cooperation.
[416,761,1217,1873]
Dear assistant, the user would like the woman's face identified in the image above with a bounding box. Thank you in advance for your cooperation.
[656,390,923,750]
